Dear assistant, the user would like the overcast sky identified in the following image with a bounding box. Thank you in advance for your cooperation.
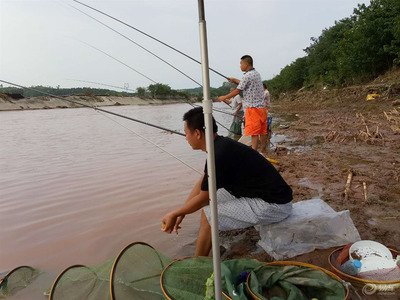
[0,0,370,91]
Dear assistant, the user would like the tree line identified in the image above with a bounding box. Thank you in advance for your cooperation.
[0,82,232,101]
[265,0,400,95]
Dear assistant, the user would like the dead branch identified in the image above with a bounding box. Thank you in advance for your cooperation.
[363,182,368,202]
[344,169,354,202]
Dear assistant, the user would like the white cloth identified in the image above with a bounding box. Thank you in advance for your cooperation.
[264,89,271,108]
[203,188,292,231]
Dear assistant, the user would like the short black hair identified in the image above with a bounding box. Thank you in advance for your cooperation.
[241,55,253,66]
[263,83,267,89]
[183,107,218,133]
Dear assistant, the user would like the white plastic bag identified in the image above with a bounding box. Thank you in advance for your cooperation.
[256,198,361,259]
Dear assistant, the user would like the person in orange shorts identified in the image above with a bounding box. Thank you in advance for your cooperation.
[218,55,268,152]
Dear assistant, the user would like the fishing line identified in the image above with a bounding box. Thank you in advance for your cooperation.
[72,0,229,81]
[76,39,157,84]
[0,79,185,136]
[66,78,136,92]
[74,39,234,132]
[96,110,201,174]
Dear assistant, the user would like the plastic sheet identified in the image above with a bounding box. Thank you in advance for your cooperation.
[256,198,361,259]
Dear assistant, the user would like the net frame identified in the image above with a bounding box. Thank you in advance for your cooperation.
[0,266,37,297]
[109,241,169,300]
[48,264,96,300]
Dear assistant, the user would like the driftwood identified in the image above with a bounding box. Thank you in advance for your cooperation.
[344,169,354,202]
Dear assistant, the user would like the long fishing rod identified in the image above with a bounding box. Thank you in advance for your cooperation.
[0,79,185,137]
[66,2,203,87]
[72,0,230,81]
[66,79,136,92]
[66,2,233,113]
[98,110,201,174]
[75,40,234,132]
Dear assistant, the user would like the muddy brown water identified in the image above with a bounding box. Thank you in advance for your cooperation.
[0,103,239,299]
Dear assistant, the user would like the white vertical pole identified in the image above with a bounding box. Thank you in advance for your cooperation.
[197,1,222,299]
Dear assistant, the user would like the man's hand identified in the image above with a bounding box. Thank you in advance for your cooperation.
[217,95,227,103]
[228,77,239,84]
[161,212,184,234]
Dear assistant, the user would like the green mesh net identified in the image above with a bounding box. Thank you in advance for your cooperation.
[1,242,349,300]
[110,242,171,299]
[49,261,113,300]
[161,257,266,300]
[0,266,39,298]
[48,242,171,300]
[248,265,347,300]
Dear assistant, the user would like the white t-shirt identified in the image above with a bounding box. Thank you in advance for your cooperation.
[264,89,271,108]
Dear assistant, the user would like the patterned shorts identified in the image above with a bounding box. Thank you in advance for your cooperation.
[203,188,292,231]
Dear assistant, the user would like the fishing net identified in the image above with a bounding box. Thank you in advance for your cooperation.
[110,242,171,299]
[247,264,347,300]
[49,262,112,300]
[0,266,39,298]
[161,257,269,300]
[2,242,353,299]
[48,242,171,300]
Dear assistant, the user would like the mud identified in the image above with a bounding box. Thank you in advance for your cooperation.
[221,70,400,299]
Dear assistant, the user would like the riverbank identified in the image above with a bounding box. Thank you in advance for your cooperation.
[220,71,400,298]
[0,94,187,111]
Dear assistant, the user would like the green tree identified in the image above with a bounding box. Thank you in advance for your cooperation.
[136,87,146,97]
[147,83,172,99]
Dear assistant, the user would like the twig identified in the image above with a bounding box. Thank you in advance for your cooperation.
[363,182,368,202]
[344,169,354,202]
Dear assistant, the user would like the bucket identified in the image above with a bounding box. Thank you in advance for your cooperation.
[246,260,350,300]
[329,246,400,288]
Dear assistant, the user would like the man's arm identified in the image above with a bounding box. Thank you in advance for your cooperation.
[228,77,240,85]
[162,175,210,233]
[218,88,240,103]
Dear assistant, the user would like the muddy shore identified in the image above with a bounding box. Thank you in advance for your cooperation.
[0,94,185,111]
[220,72,400,299]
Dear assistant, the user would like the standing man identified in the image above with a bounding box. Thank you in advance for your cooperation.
[161,107,293,256]
[218,55,267,153]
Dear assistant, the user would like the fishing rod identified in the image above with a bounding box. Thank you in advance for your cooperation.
[72,0,230,81]
[66,2,234,113]
[75,40,235,132]
[66,79,136,92]
[0,79,185,137]
[66,2,203,88]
